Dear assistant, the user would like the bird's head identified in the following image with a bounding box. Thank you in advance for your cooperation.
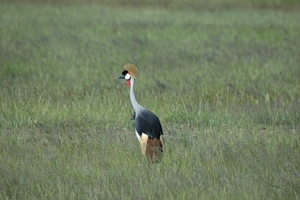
[116,63,138,86]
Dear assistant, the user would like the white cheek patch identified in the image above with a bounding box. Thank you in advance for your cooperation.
[125,73,131,80]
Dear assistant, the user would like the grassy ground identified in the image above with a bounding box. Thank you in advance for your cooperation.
[0,0,300,199]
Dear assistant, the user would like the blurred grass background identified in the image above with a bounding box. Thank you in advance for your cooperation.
[2,0,300,9]
[0,0,299,199]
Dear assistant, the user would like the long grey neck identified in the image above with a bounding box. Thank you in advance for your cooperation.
[130,78,144,114]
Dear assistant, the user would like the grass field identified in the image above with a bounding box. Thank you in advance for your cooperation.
[0,0,300,199]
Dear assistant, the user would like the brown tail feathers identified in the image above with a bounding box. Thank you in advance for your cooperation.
[145,138,163,163]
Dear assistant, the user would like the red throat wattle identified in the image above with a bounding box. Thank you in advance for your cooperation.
[127,72,131,86]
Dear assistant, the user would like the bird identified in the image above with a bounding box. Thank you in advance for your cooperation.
[116,63,163,163]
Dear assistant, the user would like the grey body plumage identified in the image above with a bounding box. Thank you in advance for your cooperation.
[134,109,163,139]
[129,78,163,140]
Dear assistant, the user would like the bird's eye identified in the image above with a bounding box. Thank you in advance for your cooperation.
[125,73,131,80]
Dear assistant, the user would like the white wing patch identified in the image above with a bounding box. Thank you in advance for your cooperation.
[140,133,149,155]
[135,129,140,140]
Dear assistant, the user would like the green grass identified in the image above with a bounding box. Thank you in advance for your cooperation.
[0,1,300,199]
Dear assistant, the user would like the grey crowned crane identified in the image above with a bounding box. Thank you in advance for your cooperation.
[117,63,163,163]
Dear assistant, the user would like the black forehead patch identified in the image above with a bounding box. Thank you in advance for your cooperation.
[122,70,128,75]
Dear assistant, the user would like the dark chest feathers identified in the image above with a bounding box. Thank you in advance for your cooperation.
[133,110,163,139]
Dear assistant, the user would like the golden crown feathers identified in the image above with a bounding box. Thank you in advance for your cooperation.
[123,63,138,78]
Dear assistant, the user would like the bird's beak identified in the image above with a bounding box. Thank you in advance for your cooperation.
[116,75,125,79]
